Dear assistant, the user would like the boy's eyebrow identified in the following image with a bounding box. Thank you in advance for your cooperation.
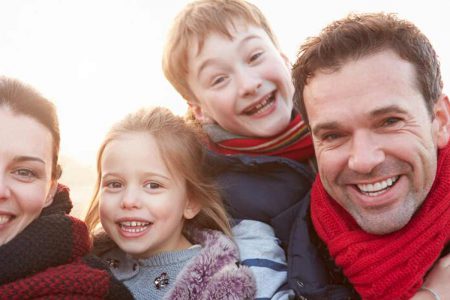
[196,34,262,78]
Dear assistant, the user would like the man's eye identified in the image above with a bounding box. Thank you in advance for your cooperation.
[322,133,340,141]
[382,117,401,127]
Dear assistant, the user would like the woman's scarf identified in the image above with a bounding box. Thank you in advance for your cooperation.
[204,114,314,161]
[311,145,450,300]
[0,185,133,299]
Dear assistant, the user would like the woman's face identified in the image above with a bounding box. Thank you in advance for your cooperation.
[0,106,56,246]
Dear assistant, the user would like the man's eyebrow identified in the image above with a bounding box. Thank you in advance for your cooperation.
[369,105,408,117]
[196,35,261,78]
[311,105,409,136]
[12,156,45,164]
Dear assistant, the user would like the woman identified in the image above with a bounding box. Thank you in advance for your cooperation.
[0,76,132,299]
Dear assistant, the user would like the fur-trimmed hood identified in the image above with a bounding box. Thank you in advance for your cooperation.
[165,229,256,300]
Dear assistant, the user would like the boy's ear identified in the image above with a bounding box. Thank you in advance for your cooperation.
[183,198,201,220]
[188,102,214,124]
[280,52,291,69]
[44,180,58,208]
[433,94,450,149]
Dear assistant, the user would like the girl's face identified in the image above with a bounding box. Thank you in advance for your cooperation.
[0,106,56,246]
[99,132,200,258]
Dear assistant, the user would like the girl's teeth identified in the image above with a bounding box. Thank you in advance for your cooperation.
[245,93,275,115]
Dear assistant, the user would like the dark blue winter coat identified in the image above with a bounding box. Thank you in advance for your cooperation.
[205,151,357,299]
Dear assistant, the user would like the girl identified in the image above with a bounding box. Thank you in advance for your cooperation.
[0,76,132,299]
[85,107,256,299]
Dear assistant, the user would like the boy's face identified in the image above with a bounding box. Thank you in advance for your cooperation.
[187,22,294,137]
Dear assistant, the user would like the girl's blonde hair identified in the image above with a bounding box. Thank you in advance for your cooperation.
[85,107,232,246]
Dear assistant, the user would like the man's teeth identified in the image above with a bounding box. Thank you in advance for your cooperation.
[119,221,150,233]
[357,176,399,196]
[245,93,275,115]
[0,215,12,225]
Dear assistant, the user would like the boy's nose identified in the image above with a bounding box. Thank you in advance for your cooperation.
[237,68,262,98]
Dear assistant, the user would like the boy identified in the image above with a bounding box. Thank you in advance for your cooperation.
[163,1,340,298]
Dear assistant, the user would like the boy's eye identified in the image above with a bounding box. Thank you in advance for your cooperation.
[249,51,263,63]
[211,76,226,86]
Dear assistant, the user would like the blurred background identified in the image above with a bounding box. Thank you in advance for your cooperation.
[1,0,449,217]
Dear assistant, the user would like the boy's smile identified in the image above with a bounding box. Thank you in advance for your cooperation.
[187,22,294,138]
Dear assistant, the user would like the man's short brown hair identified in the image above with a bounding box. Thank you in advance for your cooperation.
[292,12,443,125]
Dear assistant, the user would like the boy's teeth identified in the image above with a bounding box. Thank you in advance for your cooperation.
[245,92,275,115]
[0,215,12,225]
[357,176,399,196]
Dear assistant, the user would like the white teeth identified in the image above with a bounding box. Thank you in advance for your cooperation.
[357,176,399,196]
[120,221,150,227]
[0,215,12,225]
[245,92,275,115]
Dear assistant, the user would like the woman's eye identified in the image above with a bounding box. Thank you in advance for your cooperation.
[13,169,36,178]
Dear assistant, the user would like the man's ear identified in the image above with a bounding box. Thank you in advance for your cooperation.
[183,198,202,220]
[188,102,213,124]
[44,180,58,208]
[433,94,450,149]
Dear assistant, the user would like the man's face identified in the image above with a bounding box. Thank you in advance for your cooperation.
[186,22,294,138]
[304,50,450,234]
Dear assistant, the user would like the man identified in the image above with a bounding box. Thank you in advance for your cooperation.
[291,12,450,300]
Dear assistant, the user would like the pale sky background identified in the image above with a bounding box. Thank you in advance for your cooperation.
[1,0,449,217]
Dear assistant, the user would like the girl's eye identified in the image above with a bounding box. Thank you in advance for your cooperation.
[106,181,122,189]
[145,182,161,189]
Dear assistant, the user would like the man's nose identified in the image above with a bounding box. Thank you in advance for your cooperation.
[0,175,11,200]
[348,130,385,174]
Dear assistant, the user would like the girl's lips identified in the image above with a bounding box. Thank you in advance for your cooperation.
[116,219,153,238]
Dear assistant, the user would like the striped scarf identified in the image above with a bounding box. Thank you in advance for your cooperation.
[311,145,450,300]
[204,114,314,161]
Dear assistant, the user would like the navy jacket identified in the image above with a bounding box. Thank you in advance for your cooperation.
[205,151,357,299]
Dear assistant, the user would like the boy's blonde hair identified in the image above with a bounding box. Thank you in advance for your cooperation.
[163,0,279,103]
[85,107,232,245]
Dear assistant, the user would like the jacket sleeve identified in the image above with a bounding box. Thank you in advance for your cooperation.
[233,220,295,299]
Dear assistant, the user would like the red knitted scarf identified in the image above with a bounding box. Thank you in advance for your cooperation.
[205,114,314,161]
[311,145,450,300]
